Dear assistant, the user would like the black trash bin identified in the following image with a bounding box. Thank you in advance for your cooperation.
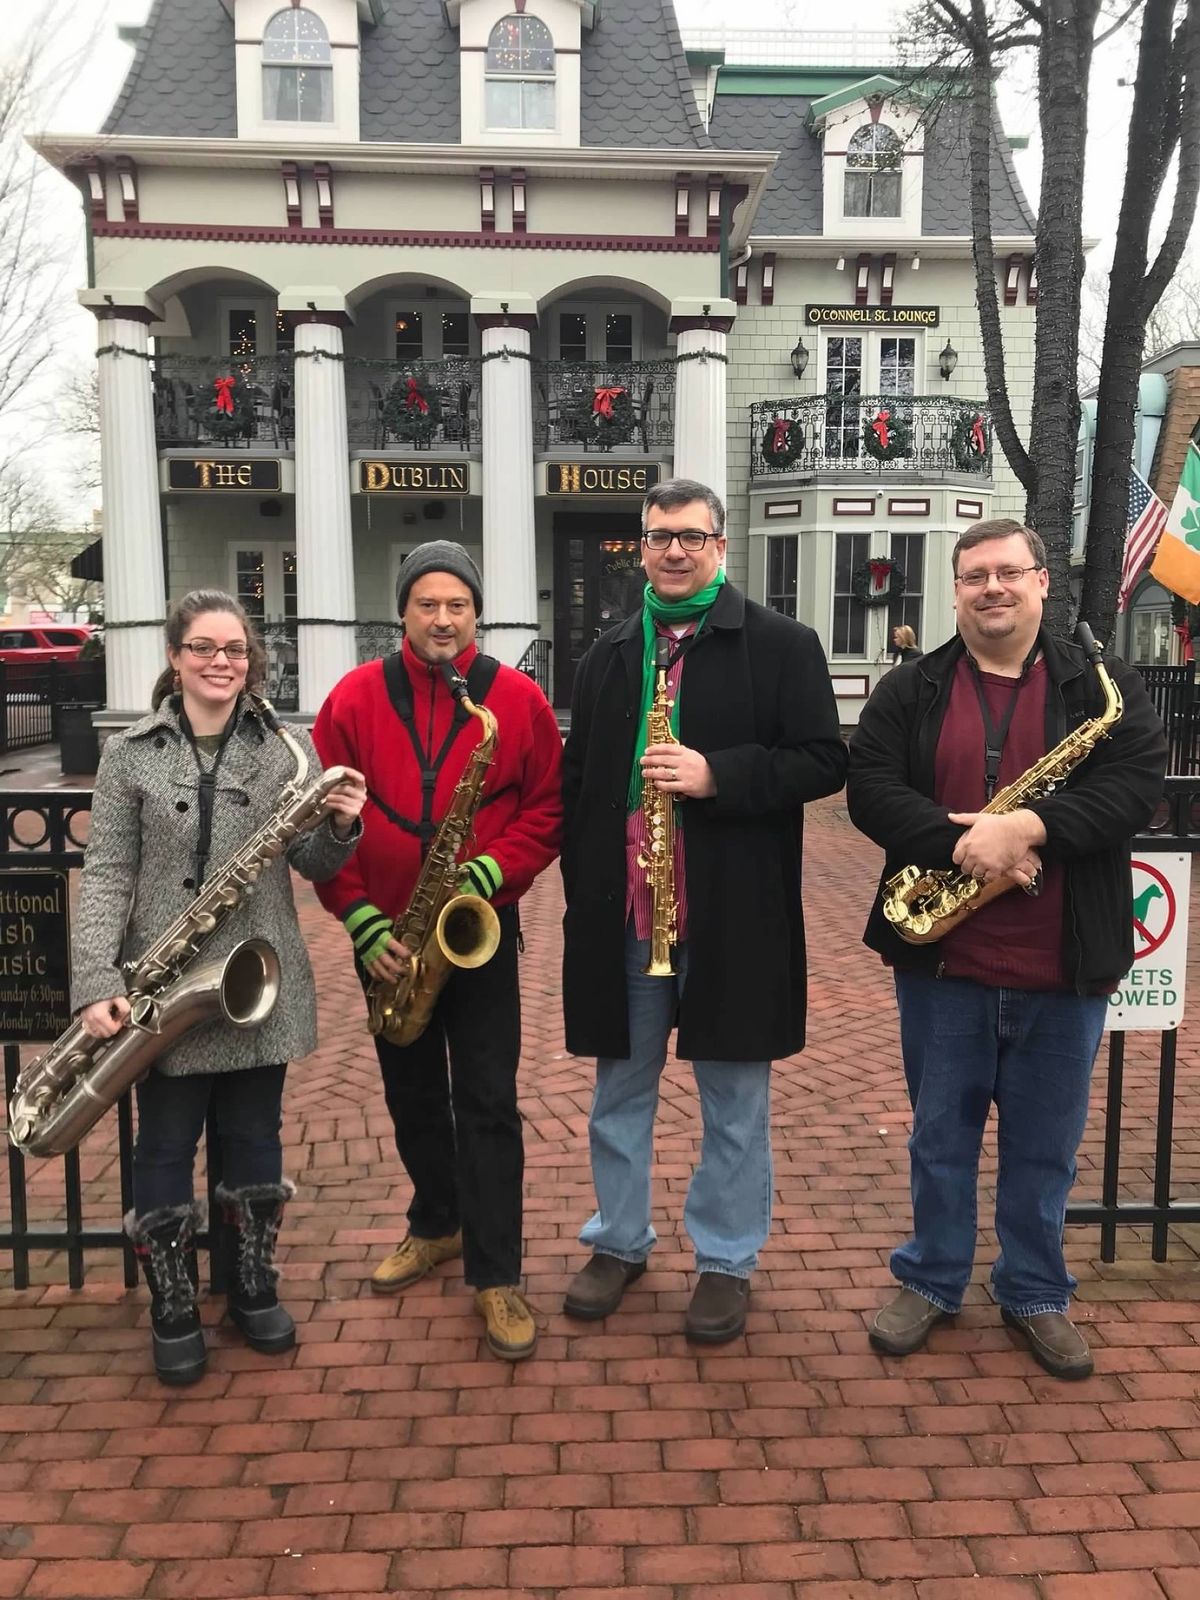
[59,703,100,775]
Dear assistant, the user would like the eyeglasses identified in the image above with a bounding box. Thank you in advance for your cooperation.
[642,529,721,552]
[954,564,1043,589]
[179,640,250,660]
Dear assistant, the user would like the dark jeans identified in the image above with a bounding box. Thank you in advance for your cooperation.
[133,1061,287,1215]
[367,904,523,1290]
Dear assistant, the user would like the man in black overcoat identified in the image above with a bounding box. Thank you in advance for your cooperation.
[560,477,847,1342]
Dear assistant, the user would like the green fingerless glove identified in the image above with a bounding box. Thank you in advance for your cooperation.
[343,901,394,965]
[459,854,503,899]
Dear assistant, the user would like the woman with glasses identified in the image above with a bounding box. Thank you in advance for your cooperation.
[72,589,366,1385]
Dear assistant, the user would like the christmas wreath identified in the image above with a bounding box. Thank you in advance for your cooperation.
[762,415,806,469]
[863,407,912,463]
[203,374,254,443]
[383,375,442,445]
[950,409,990,472]
[851,557,906,608]
[590,384,635,448]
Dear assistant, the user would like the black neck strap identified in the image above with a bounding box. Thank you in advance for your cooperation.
[966,645,1040,802]
[177,699,240,887]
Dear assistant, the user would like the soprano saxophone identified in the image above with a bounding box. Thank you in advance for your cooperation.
[882,622,1123,945]
[638,636,678,977]
[8,697,352,1158]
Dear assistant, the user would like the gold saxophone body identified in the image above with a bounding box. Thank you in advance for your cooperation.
[638,636,679,977]
[365,666,501,1048]
[882,623,1123,945]
[8,698,351,1158]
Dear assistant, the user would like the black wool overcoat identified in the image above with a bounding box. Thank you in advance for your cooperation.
[561,582,848,1062]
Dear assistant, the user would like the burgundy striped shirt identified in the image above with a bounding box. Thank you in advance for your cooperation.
[625,620,693,942]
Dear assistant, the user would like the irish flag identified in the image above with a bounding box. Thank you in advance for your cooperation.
[1149,443,1200,603]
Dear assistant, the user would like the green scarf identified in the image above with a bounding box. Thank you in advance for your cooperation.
[626,573,725,811]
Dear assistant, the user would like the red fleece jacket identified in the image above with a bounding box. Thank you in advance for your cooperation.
[312,639,562,923]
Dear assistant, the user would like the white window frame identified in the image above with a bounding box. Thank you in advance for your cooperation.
[818,329,924,396]
[261,6,334,125]
[829,528,872,661]
[552,303,644,364]
[219,297,290,359]
[228,541,298,705]
[842,123,904,219]
[384,297,475,361]
[484,13,556,132]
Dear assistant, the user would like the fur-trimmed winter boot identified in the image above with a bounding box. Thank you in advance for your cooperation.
[125,1202,207,1387]
[216,1179,296,1354]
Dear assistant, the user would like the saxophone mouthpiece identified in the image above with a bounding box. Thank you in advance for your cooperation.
[654,636,671,671]
[252,693,284,734]
[1075,620,1103,664]
[440,663,470,703]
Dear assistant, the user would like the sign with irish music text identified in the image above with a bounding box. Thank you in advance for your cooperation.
[0,871,71,1041]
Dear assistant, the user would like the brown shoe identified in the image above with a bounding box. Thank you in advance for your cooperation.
[869,1288,953,1356]
[684,1272,749,1344]
[1002,1308,1093,1380]
[563,1254,646,1320]
[370,1231,462,1295]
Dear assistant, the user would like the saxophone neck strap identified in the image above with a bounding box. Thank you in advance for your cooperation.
[177,700,240,888]
[966,644,1040,803]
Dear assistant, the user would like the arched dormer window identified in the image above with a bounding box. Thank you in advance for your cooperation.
[844,123,903,217]
[485,15,555,131]
[263,8,333,123]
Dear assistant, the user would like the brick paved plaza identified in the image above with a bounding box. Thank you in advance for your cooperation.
[1,792,1199,1599]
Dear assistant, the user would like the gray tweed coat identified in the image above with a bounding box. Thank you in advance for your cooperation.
[71,696,359,1076]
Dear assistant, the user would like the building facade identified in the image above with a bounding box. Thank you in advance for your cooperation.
[37,1,1036,721]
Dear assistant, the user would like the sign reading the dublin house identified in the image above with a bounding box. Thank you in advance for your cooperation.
[359,461,470,494]
[167,459,283,492]
[547,463,662,496]
[0,870,71,1041]
[805,305,941,327]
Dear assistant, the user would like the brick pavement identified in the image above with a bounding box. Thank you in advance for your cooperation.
[1,790,1199,1599]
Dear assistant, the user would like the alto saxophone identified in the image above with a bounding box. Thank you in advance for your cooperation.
[365,665,501,1048]
[638,636,679,977]
[8,697,352,1158]
[882,622,1123,945]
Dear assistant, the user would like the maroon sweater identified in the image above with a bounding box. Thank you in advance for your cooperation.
[933,656,1066,990]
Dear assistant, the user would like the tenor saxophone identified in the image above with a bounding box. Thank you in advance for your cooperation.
[882,622,1123,945]
[365,664,501,1048]
[638,636,679,977]
[8,697,352,1158]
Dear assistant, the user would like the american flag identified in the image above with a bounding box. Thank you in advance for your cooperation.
[1117,469,1169,613]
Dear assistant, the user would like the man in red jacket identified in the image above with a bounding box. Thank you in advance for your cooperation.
[313,542,562,1360]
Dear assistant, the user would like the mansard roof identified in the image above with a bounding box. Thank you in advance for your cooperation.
[103,0,707,149]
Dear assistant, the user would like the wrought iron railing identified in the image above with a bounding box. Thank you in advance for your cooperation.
[516,637,552,699]
[153,354,295,449]
[256,622,405,713]
[749,394,993,478]
[534,360,676,452]
[1136,663,1198,775]
[0,661,105,754]
[346,358,481,451]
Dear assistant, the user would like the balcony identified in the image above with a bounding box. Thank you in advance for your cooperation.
[750,394,993,480]
[346,358,481,452]
[535,360,676,452]
[153,355,295,449]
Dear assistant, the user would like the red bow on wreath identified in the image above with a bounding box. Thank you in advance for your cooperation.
[770,417,791,453]
[970,414,987,455]
[871,409,891,449]
[213,376,236,416]
[1175,623,1195,664]
[592,386,626,419]
[404,376,429,415]
[868,558,894,596]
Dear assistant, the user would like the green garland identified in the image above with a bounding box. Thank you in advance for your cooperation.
[383,375,442,444]
[590,385,635,447]
[863,408,912,463]
[951,409,990,472]
[851,558,906,608]
[762,416,805,468]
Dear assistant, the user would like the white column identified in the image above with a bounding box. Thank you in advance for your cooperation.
[672,325,729,505]
[479,324,538,667]
[94,315,166,715]
[293,318,356,715]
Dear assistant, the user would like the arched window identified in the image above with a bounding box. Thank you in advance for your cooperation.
[485,15,555,131]
[844,123,903,217]
[262,8,333,123]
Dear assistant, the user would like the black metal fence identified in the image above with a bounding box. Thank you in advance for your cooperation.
[0,660,105,754]
[1136,663,1198,775]
[345,357,481,452]
[749,393,993,478]
[516,637,552,700]
[534,360,676,452]
[153,354,295,449]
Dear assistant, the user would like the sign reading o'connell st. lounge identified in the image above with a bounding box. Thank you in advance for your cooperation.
[167,459,283,492]
[359,461,470,494]
[805,305,941,327]
[547,463,662,495]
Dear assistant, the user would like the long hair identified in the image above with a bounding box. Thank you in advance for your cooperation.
[150,589,268,710]
[893,624,917,650]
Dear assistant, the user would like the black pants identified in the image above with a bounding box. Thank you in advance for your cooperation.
[133,1061,287,1214]
[367,905,523,1289]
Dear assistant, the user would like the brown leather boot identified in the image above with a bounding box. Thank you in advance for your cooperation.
[869,1288,952,1356]
[1002,1308,1093,1380]
[684,1272,749,1344]
[563,1254,646,1320]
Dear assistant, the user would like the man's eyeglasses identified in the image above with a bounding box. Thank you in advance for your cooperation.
[642,529,721,552]
[954,564,1043,589]
[179,640,250,661]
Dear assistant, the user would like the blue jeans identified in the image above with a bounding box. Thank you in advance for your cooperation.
[581,929,772,1278]
[133,1061,287,1215]
[892,971,1106,1317]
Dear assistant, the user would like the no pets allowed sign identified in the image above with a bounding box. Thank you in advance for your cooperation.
[1106,854,1191,1032]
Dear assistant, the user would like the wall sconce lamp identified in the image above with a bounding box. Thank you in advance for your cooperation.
[790,336,810,380]
[938,339,959,381]
[911,253,920,271]
[835,255,846,271]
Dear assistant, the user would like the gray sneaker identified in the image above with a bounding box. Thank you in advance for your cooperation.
[868,1287,953,1356]
[1002,1308,1093,1380]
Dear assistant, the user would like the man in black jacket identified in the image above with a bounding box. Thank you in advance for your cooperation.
[848,518,1166,1379]
[560,477,846,1342]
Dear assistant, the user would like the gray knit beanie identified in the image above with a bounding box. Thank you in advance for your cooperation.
[395,540,483,619]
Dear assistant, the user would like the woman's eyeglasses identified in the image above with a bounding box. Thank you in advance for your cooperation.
[642,529,720,552]
[179,640,250,661]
